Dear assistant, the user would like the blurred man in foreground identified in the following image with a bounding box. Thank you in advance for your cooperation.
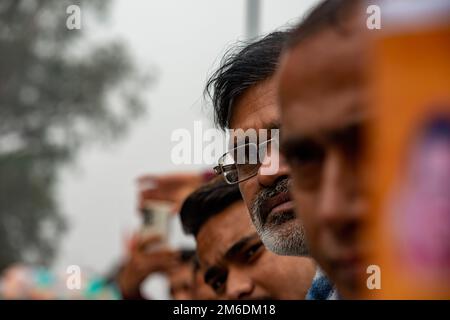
[277,0,369,298]
[180,179,315,300]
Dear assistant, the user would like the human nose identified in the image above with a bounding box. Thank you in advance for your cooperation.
[225,268,255,300]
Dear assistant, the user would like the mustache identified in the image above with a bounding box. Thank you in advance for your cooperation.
[251,178,290,224]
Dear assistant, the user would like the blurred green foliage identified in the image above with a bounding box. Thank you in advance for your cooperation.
[0,0,151,271]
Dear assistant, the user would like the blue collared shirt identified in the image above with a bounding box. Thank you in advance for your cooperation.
[306,268,338,300]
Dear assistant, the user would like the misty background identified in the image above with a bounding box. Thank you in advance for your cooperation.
[0,0,320,298]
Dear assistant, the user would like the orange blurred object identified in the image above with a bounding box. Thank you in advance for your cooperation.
[367,0,450,299]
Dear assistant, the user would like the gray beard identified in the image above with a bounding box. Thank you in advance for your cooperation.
[250,178,310,256]
[257,218,310,256]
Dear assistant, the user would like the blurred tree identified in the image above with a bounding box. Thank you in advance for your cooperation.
[0,0,150,271]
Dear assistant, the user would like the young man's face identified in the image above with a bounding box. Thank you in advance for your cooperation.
[278,14,370,298]
[196,200,315,300]
[228,78,308,256]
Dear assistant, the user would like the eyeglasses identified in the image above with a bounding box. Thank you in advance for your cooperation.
[213,137,279,184]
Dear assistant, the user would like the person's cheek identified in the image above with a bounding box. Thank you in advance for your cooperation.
[293,187,318,248]
[251,251,278,297]
[291,183,304,220]
[292,183,313,224]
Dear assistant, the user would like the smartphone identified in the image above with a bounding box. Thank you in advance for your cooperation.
[140,200,171,242]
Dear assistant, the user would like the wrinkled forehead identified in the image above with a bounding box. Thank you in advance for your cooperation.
[227,78,281,148]
[229,78,280,132]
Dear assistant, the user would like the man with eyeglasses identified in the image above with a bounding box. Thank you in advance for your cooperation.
[206,31,308,257]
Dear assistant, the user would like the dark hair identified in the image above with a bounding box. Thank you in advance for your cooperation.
[288,0,362,48]
[180,178,243,237]
[205,31,291,130]
[179,248,196,263]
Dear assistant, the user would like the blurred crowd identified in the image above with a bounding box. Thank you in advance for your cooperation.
[1,0,449,300]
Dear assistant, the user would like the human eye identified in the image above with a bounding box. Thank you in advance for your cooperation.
[282,138,325,190]
[243,241,264,263]
[284,139,325,166]
[209,273,227,294]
